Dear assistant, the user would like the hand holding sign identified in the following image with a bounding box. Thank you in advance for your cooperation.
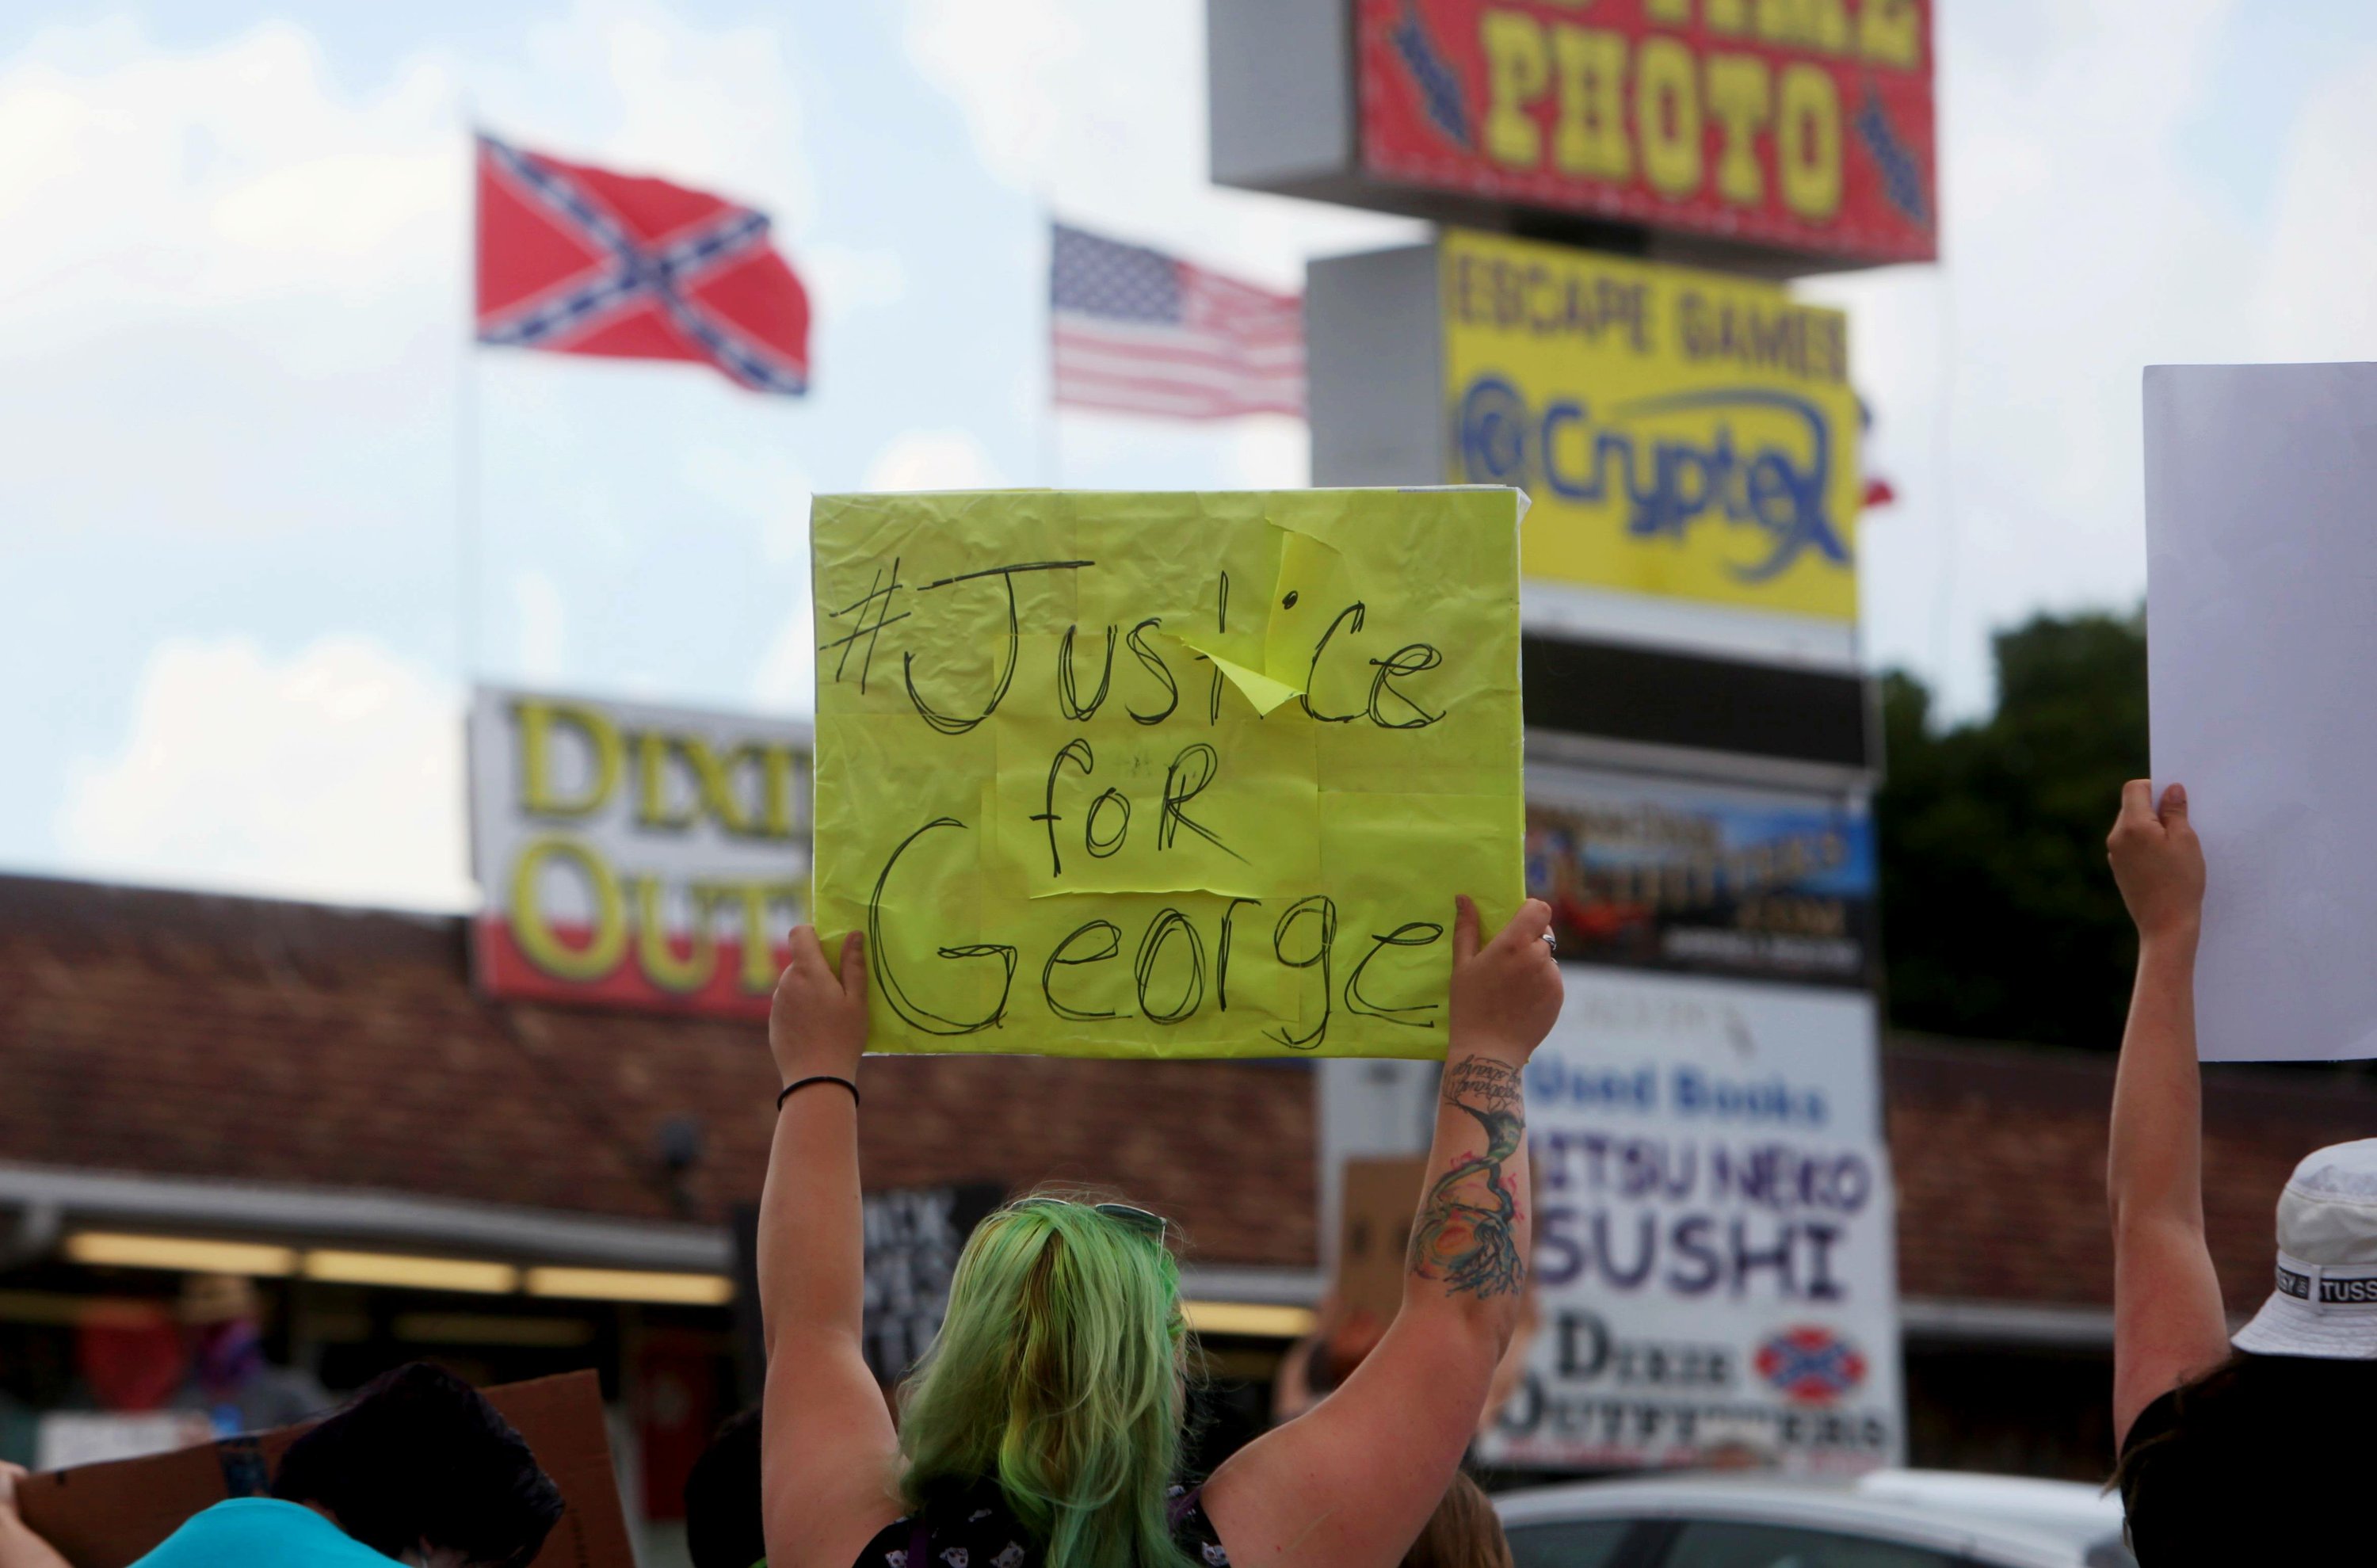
[1449,894,1563,1062]
[808,488,1526,1059]
[2107,781,2204,952]
[769,926,868,1085]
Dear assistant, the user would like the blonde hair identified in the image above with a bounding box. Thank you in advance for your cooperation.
[1402,1473,1512,1568]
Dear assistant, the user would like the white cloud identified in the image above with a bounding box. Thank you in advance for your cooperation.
[57,638,470,911]
[2249,49,2377,359]
[513,0,812,233]
[0,19,461,539]
[864,428,1007,491]
[0,2,824,545]
[750,611,817,715]
[681,442,813,565]
[1801,0,2256,712]
[902,0,1421,289]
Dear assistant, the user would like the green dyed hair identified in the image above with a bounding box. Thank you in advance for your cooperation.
[895,1194,1195,1568]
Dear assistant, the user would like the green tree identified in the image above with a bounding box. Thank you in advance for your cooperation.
[1878,609,2146,1048]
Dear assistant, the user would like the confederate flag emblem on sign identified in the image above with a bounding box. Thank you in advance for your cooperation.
[475,134,811,395]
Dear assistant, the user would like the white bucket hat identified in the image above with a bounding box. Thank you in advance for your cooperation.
[2234,1139,2377,1358]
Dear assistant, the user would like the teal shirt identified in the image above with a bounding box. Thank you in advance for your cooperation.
[129,1498,409,1568]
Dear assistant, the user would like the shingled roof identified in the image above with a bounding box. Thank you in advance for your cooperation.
[0,874,1315,1271]
[0,872,2360,1308]
[1886,1032,2368,1315]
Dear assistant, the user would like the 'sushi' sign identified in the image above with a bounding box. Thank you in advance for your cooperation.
[468,689,811,1018]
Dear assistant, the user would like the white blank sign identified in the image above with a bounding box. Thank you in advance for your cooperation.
[2146,363,2377,1061]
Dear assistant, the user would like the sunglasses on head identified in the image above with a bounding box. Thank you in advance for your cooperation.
[1015,1197,1168,1247]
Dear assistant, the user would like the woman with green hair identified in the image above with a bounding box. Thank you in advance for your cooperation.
[757,894,1562,1568]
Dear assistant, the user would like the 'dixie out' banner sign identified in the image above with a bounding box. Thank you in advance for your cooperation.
[469,688,811,1019]
[809,489,1525,1059]
[1360,0,1935,265]
[1444,229,1861,622]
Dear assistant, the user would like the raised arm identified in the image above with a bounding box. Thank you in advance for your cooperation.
[1204,895,1561,1568]
[2105,781,2228,1445]
[758,929,903,1568]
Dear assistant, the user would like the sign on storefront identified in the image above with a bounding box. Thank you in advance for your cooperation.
[467,688,811,1020]
[1528,770,1875,987]
[1443,229,1861,624]
[1363,0,1935,264]
[1476,963,1902,1473]
[1211,0,1933,271]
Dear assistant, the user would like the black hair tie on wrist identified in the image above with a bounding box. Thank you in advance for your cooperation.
[776,1075,860,1111]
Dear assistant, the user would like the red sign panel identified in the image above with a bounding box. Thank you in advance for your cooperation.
[1357,0,1936,265]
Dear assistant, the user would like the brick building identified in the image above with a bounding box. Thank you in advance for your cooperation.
[0,871,2361,1509]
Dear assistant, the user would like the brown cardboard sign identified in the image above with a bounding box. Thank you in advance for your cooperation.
[1336,1156,1428,1329]
[16,1370,633,1568]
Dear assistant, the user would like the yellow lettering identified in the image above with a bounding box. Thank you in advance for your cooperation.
[634,731,701,832]
[1644,0,1692,21]
[1858,0,1923,68]
[513,700,620,819]
[1757,0,1849,52]
[633,731,769,836]
[1481,10,1550,169]
[757,744,807,838]
[1705,0,1751,32]
[1551,26,1631,180]
[1777,63,1843,219]
[509,837,627,982]
[632,876,715,994]
[1634,37,1702,198]
[725,881,806,993]
[1703,53,1772,205]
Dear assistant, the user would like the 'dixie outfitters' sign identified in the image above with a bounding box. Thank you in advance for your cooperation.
[1475,965,1902,1474]
[809,489,1525,1060]
[468,689,811,1019]
[1444,228,1860,622]
[1361,0,1935,265]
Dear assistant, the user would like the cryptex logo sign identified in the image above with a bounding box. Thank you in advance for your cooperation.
[1454,374,1851,584]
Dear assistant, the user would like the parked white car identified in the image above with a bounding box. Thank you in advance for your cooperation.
[1495,1468,2134,1568]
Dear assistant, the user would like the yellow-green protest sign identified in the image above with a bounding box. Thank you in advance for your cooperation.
[809,488,1524,1059]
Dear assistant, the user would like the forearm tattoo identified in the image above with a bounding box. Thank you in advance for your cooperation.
[1407,1057,1527,1299]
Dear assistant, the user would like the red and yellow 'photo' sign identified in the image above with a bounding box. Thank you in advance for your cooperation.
[1360,0,1935,265]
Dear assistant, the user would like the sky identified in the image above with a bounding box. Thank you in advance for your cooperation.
[6,0,2377,914]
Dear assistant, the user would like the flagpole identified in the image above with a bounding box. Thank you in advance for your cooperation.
[1041,197,1062,488]
[457,114,483,689]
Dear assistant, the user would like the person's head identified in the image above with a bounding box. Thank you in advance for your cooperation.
[684,1407,765,1568]
[1402,1473,1511,1568]
[272,1361,564,1568]
[895,1192,1188,1568]
[2229,1139,2377,1358]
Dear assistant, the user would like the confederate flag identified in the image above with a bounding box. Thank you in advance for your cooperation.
[475,135,811,395]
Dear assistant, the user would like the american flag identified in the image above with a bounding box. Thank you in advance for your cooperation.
[1050,223,1305,421]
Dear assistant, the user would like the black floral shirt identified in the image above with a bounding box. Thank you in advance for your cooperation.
[857,1482,1228,1568]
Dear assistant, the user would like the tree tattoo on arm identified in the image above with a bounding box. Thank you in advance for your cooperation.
[1406,1057,1527,1299]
